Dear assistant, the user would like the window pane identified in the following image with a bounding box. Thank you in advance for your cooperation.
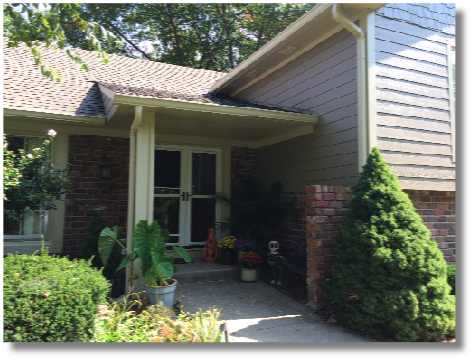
[153,197,180,235]
[192,153,216,195]
[154,150,181,194]
[191,198,216,243]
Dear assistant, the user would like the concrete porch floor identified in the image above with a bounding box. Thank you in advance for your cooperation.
[172,258,375,342]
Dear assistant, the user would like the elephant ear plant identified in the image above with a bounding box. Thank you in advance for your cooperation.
[98,220,191,287]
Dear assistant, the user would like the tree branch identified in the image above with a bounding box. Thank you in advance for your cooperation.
[103,20,154,61]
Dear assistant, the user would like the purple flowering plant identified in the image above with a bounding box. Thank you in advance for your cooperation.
[233,237,257,252]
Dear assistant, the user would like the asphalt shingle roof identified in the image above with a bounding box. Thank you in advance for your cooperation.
[3,40,306,117]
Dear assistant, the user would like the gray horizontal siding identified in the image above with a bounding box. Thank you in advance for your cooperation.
[376,114,451,133]
[389,164,455,180]
[232,28,359,192]
[398,177,455,192]
[377,101,450,122]
[381,151,454,168]
[378,138,452,156]
[376,77,449,99]
[374,6,455,191]
[376,3,455,35]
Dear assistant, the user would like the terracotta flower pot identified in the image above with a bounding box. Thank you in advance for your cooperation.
[220,250,235,265]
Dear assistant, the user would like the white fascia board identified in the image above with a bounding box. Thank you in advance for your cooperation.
[113,93,319,125]
[3,108,106,125]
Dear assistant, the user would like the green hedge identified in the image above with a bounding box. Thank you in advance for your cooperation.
[447,264,456,295]
[3,247,110,342]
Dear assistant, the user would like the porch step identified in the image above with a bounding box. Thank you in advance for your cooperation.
[174,258,240,284]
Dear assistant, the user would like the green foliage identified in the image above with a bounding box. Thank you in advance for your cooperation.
[3,3,121,81]
[324,148,456,342]
[176,308,225,342]
[4,3,315,73]
[3,132,69,234]
[96,290,223,342]
[79,212,122,281]
[3,247,109,342]
[213,179,296,249]
[98,220,190,287]
[447,264,455,295]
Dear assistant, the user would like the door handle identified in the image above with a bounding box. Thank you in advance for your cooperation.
[181,192,193,201]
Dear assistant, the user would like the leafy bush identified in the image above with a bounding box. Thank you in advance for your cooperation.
[3,246,110,342]
[324,148,455,342]
[447,264,456,295]
[96,292,224,342]
[79,211,122,281]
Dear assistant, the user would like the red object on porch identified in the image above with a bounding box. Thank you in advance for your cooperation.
[203,228,218,262]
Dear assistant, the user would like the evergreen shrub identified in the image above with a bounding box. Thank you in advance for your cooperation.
[79,211,122,281]
[3,246,109,342]
[447,264,456,295]
[324,148,455,342]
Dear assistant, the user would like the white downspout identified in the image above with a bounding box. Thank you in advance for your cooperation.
[332,3,369,170]
[126,105,142,288]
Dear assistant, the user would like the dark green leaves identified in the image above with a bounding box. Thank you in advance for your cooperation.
[98,225,123,266]
[133,220,162,261]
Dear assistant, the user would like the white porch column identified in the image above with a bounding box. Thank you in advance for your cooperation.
[127,107,155,293]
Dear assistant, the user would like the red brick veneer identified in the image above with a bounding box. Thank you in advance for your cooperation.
[305,185,456,306]
[63,135,130,257]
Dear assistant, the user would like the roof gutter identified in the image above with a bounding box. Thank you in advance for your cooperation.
[112,93,318,124]
[332,3,370,170]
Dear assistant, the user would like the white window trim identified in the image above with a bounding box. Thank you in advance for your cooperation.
[447,42,456,162]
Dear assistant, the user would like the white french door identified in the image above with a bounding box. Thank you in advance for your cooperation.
[153,144,221,246]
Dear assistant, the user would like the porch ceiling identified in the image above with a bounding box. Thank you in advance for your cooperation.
[106,94,319,148]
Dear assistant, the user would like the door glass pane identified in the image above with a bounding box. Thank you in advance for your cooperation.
[192,153,216,195]
[191,198,216,243]
[154,197,180,243]
[154,150,181,194]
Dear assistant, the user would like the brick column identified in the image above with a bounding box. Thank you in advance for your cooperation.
[305,185,351,309]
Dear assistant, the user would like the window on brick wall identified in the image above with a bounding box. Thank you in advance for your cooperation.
[4,135,51,240]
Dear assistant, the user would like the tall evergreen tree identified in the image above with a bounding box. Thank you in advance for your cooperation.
[324,148,455,342]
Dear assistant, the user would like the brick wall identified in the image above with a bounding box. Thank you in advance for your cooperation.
[271,191,307,257]
[230,146,257,200]
[305,185,456,307]
[63,135,130,257]
[405,190,456,263]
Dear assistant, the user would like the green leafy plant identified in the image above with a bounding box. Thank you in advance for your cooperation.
[176,308,225,342]
[98,220,191,287]
[3,130,70,234]
[324,148,455,342]
[3,243,109,342]
[79,211,123,281]
[447,264,455,295]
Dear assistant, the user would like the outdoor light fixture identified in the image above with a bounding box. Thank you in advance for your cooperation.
[99,154,112,180]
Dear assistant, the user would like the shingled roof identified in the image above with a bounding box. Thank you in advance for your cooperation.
[3,40,307,117]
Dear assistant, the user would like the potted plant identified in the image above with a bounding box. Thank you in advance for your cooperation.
[98,220,191,308]
[216,236,236,265]
[239,251,263,283]
[234,237,257,261]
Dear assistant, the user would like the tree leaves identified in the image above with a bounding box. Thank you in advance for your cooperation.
[4,3,316,74]
[3,3,122,81]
